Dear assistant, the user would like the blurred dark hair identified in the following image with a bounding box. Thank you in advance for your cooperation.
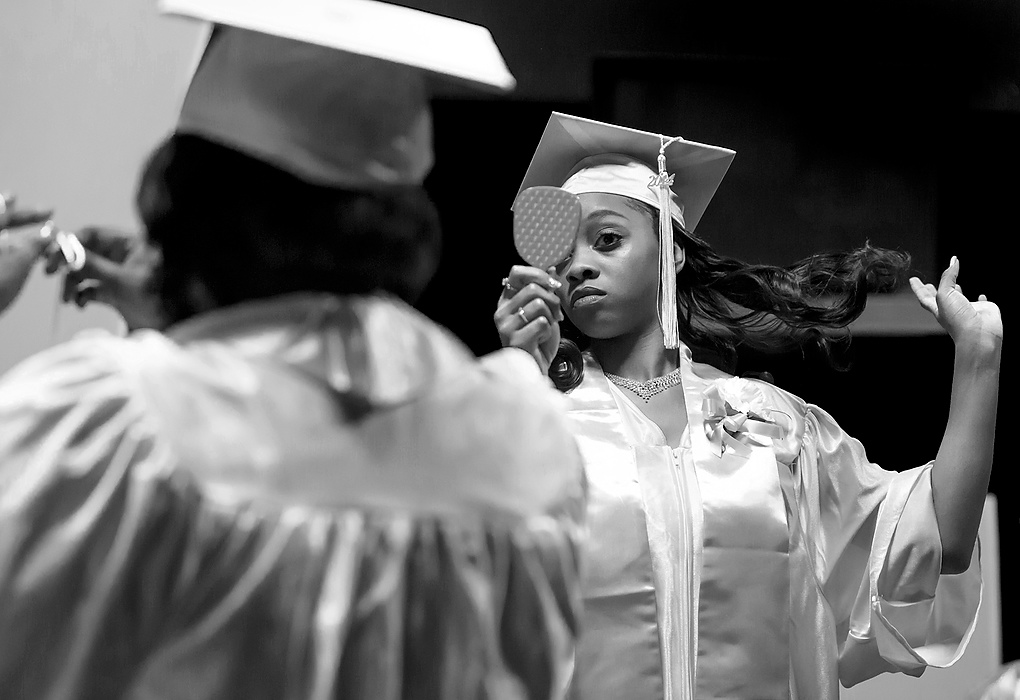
[548,200,912,392]
[136,133,442,324]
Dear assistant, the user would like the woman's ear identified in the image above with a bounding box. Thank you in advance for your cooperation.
[674,241,686,274]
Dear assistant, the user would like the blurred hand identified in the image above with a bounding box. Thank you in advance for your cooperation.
[0,191,52,232]
[0,191,54,315]
[53,226,168,331]
[909,256,1002,357]
[493,265,564,375]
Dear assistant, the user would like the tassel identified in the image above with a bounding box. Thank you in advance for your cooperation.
[652,138,680,349]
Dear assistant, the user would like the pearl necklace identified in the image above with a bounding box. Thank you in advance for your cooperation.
[604,366,683,402]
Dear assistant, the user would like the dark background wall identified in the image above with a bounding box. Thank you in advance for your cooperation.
[405,0,1018,663]
[398,0,1020,107]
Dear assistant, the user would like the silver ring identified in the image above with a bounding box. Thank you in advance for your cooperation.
[501,276,514,293]
[57,231,87,272]
[38,222,87,271]
[516,307,530,325]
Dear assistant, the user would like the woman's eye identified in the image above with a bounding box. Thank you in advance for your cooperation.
[594,231,623,249]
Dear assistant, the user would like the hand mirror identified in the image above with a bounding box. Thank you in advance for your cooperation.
[512,186,580,269]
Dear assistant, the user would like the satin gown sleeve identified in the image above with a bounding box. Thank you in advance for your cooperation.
[0,336,171,696]
[0,320,585,700]
[795,403,982,687]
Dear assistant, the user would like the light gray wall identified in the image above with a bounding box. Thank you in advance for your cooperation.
[0,0,204,375]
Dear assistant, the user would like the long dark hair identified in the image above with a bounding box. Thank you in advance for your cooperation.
[136,133,442,325]
[548,200,911,392]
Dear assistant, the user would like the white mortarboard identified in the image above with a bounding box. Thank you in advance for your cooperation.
[511,113,736,349]
[161,0,516,187]
[515,112,735,232]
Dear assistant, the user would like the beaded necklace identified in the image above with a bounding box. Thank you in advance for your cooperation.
[604,366,683,402]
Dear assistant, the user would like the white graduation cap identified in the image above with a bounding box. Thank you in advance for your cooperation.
[161,0,516,187]
[515,112,735,233]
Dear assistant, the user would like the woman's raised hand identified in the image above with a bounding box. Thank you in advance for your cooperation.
[909,256,1002,356]
[494,265,564,374]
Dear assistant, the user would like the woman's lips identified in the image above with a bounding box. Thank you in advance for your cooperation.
[571,288,606,308]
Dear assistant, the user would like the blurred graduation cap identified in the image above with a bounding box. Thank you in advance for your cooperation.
[160,0,516,187]
[511,112,735,349]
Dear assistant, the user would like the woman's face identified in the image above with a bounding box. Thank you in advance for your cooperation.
[553,192,667,340]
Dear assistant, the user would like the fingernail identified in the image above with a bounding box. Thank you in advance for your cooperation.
[951,255,959,266]
[547,277,562,290]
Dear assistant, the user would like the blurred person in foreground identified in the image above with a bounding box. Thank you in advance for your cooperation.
[0,3,584,699]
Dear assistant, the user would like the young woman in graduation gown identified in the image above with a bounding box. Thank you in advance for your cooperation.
[0,10,584,700]
[494,113,1000,700]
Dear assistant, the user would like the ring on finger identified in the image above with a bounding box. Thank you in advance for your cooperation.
[39,221,87,272]
[501,276,514,293]
[516,307,530,325]
[58,232,87,272]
